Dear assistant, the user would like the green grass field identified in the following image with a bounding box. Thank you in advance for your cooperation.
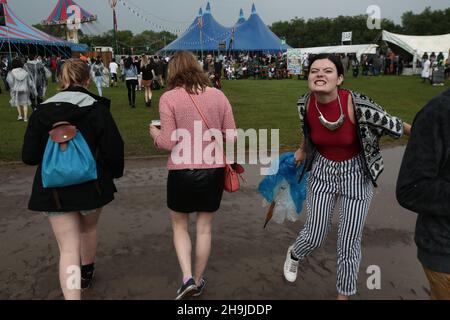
[0,74,448,162]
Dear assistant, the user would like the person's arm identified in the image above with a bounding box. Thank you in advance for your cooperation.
[150,94,177,151]
[294,141,306,163]
[396,98,450,217]
[402,122,412,136]
[221,93,237,142]
[22,112,47,165]
[98,106,124,179]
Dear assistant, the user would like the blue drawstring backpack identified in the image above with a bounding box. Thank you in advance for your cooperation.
[41,122,97,188]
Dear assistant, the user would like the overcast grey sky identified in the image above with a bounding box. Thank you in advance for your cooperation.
[7,0,450,35]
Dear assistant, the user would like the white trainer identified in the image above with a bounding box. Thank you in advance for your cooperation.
[283,245,299,282]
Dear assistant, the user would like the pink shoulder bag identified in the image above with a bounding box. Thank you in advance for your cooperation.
[187,92,242,193]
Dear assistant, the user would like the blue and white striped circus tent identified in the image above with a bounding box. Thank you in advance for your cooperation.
[0,0,88,56]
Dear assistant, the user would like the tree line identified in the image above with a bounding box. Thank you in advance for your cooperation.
[33,23,177,54]
[33,6,449,53]
[269,7,450,48]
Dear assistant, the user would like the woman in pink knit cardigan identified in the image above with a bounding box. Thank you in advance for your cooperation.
[149,51,236,300]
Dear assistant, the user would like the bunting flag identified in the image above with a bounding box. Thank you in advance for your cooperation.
[118,0,196,35]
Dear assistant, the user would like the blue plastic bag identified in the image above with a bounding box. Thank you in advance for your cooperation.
[41,131,97,188]
[258,152,308,223]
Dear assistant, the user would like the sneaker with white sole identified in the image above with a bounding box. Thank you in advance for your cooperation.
[283,245,299,282]
[193,278,207,297]
[175,278,197,300]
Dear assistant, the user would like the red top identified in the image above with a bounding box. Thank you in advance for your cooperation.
[307,89,361,162]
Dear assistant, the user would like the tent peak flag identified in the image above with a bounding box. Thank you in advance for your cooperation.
[251,3,256,15]
[198,8,203,17]
[237,8,246,25]
[205,2,211,14]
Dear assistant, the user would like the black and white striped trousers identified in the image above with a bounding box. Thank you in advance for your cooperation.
[292,152,374,296]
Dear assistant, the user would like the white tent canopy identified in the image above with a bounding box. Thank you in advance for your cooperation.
[287,44,378,75]
[289,44,378,60]
[382,30,450,60]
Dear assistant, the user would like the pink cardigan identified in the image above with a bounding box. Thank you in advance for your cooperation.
[155,87,236,170]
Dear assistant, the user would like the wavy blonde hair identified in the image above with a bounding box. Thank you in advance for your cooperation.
[58,58,91,90]
[167,51,210,94]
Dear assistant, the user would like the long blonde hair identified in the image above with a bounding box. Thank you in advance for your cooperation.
[167,51,210,94]
[58,58,90,90]
[141,55,149,69]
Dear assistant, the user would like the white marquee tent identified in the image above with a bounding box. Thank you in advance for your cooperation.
[382,30,450,72]
[288,44,378,61]
[286,44,378,74]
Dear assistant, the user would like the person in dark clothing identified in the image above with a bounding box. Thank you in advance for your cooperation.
[396,88,450,300]
[0,56,10,92]
[153,56,165,88]
[140,55,154,107]
[22,58,124,300]
[133,56,142,91]
[123,56,138,107]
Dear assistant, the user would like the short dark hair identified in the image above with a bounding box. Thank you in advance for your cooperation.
[12,58,23,69]
[308,53,344,77]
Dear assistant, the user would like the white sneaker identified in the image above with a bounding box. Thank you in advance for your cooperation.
[283,245,299,282]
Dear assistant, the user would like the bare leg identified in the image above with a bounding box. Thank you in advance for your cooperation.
[144,87,149,103]
[194,212,214,284]
[337,294,349,300]
[80,209,102,265]
[170,211,192,280]
[16,106,23,119]
[23,105,28,121]
[48,212,81,300]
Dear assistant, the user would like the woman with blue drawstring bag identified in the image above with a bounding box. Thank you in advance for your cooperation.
[21,59,124,300]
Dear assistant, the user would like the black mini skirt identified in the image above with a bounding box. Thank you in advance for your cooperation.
[167,168,225,213]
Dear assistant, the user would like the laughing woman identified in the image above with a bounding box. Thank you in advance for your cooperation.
[283,54,411,299]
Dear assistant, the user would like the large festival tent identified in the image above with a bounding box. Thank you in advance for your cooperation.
[0,0,88,58]
[382,30,450,72]
[161,3,290,53]
[44,0,97,26]
[230,4,290,52]
[160,3,232,53]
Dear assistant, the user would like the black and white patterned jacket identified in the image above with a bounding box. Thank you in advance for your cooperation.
[297,89,404,187]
